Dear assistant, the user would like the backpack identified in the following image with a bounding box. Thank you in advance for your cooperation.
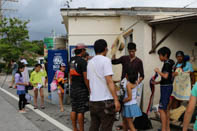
[133,112,153,130]
[69,57,81,76]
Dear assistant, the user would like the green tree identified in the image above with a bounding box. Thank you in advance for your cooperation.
[0,17,29,62]
[32,40,44,56]
[0,17,45,70]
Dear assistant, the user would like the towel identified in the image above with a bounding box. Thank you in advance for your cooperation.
[172,68,191,101]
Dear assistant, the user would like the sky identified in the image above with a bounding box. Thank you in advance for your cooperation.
[3,0,197,40]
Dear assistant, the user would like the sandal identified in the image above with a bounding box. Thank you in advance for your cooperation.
[41,106,45,109]
[19,110,26,113]
[116,125,123,130]
[60,107,64,112]
[34,106,38,109]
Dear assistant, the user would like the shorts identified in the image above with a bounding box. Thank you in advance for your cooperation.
[89,101,115,131]
[122,104,142,118]
[70,85,89,113]
[33,86,43,91]
[159,85,173,110]
[57,84,65,94]
[57,87,65,94]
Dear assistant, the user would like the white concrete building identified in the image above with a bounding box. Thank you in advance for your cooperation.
[61,7,197,110]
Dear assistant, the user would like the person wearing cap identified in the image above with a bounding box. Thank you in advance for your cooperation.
[69,43,90,131]
[53,63,67,112]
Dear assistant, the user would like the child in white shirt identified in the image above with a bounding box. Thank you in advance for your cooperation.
[122,68,142,131]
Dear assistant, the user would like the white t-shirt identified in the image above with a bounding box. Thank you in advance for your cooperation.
[87,55,114,101]
[122,78,137,105]
[22,67,29,83]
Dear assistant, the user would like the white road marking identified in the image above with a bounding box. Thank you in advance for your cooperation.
[0,87,72,131]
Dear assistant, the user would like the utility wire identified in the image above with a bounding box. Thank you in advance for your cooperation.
[183,0,197,8]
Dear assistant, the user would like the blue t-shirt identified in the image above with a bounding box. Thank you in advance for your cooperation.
[176,62,194,72]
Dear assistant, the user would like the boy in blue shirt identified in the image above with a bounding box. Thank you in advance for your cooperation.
[153,47,175,131]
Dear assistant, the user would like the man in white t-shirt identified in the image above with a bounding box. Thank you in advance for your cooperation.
[87,39,120,131]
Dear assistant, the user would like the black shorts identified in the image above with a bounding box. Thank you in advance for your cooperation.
[159,85,173,110]
[70,85,89,113]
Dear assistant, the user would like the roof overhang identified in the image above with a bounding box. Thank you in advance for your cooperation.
[60,7,197,12]
[149,13,197,26]
[60,7,197,33]
[60,7,197,17]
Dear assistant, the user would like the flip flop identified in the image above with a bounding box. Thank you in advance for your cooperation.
[41,106,45,109]
[116,125,123,130]
[34,106,38,109]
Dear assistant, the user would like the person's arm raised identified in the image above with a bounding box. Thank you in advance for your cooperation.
[105,75,120,112]
[111,56,122,65]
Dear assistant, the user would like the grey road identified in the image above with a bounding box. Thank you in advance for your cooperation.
[0,93,41,131]
[0,74,182,131]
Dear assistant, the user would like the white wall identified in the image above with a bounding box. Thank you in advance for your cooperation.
[68,16,121,54]
[68,16,124,80]
[66,14,197,111]
[119,16,145,59]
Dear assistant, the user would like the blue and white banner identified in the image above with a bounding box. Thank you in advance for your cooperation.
[48,50,68,92]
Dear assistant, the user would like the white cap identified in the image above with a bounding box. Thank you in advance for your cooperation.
[60,63,66,67]
[20,59,28,65]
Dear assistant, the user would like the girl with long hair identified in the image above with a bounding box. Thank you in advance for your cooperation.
[15,64,29,113]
